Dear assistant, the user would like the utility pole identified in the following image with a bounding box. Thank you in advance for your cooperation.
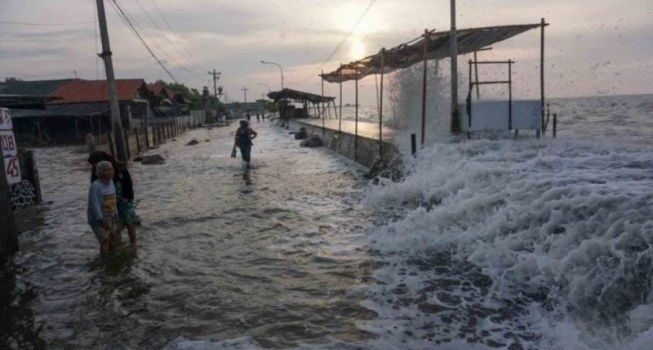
[242,87,248,103]
[96,0,128,162]
[449,0,460,134]
[208,70,221,102]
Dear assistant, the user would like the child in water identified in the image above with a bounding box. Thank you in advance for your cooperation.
[87,161,119,254]
[88,151,138,247]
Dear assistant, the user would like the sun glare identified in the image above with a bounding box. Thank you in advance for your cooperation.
[351,39,366,60]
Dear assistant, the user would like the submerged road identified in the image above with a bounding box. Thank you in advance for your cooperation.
[6,122,384,349]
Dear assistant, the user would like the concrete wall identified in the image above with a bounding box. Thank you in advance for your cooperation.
[288,119,399,168]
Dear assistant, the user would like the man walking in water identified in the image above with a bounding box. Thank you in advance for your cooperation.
[233,120,258,168]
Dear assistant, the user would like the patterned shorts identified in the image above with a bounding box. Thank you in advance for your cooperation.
[90,220,116,243]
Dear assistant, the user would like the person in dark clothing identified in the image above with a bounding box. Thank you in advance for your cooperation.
[88,151,138,247]
[233,120,258,166]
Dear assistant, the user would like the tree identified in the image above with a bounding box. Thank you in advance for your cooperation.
[3,77,22,83]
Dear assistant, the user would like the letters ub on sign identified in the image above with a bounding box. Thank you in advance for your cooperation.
[0,108,21,185]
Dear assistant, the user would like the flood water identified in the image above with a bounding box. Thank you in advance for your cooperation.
[3,121,382,349]
[3,94,653,350]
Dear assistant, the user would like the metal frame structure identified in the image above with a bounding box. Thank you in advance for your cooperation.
[320,20,548,154]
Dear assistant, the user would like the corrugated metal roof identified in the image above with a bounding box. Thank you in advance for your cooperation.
[321,23,544,83]
[0,79,73,97]
[51,79,146,104]
[10,102,110,119]
[0,94,58,109]
[267,88,335,104]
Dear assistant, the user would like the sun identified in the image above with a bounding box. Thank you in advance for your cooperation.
[351,39,366,60]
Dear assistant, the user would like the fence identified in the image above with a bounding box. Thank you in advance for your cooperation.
[95,114,205,159]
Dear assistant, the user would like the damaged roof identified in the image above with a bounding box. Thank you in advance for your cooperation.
[321,23,544,83]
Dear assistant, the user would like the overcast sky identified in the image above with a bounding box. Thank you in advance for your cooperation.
[1,0,652,104]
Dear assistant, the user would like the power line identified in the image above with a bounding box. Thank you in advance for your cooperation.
[109,0,177,82]
[116,0,192,76]
[322,0,377,64]
[147,0,200,66]
[0,20,94,26]
[131,0,197,75]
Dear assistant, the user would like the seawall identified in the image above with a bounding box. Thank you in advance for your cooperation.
[287,118,400,169]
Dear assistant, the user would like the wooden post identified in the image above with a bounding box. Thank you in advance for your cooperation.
[0,143,18,259]
[421,29,429,146]
[473,50,480,98]
[355,73,359,161]
[411,134,417,157]
[144,101,150,148]
[468,59,473,130]
[450,0,461,134]
[321,70,325,137]
[539,17,546,138]
[553,113,558,138]
[123,128,131,159]
[134,128,141,153]
[379,49,385,159]
[108,133,115,158]
[339,64,343,137]
[508,60,513,130]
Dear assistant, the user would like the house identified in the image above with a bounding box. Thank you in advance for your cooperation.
[148,81,190,117]
[1,79,152,144]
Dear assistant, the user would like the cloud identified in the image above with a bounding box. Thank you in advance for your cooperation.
[0,0,651,101]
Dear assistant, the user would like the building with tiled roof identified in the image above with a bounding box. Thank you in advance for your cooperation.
[5,79,153,145]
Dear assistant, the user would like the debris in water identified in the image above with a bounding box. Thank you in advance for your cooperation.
[300,134,322,147]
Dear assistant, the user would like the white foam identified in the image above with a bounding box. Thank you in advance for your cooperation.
[364,135,653,349]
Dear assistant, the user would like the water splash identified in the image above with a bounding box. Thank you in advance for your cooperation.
[364,137,653,349]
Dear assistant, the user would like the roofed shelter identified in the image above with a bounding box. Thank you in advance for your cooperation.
[267,88,337,134]
[321,19,549,160]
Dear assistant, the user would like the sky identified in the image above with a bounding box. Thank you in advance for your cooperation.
[1,0,652,105]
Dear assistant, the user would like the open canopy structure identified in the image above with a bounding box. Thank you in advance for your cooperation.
[267,88,334,104]
[320,23,543,83]
[318,20,549,161]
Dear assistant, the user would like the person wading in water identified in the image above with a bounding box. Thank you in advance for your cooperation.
[232,120,258,168]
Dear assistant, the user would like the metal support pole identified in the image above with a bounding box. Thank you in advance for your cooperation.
[321,71,325,137]
[508,60,513,130]
[355,75,359,161]
[553,113,558,138]
[450,0,460,134]
[473,50,480,98]
[96,0,128,162]
[421,29,429,146]
[379,49,385,159]
[339,64,343,137]
[539,17,546,138]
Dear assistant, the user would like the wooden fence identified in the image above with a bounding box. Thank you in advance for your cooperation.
[96,115,203,159]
